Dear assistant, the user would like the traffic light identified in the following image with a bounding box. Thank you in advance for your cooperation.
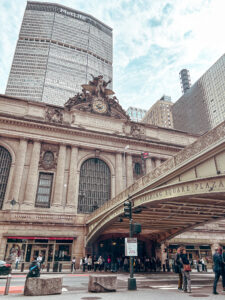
[124,200,132,218]
[141,152,149,160]
[133,223,142,234]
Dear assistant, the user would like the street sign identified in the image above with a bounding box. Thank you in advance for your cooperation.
[125,237,137,256]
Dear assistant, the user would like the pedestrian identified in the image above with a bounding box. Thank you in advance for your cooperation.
[213,247,223,294]
[162,248,167,272]
[87,256,92,271]
[37,254,43,270]
[72,257,76,272]
[97,255,103,271]
[123,257,129,272]
[107,255,111,271]
[26,256,40,278]
[156,257,161,272]
[15,256,20,270]
[222,250,225,290]
[79,257,83,270]
[180,247,191,293]
[175,247,183,291]
[201,257,205,272]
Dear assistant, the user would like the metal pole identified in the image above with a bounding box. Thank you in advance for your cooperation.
[4,274,12,295]
[129,219,134,279]
[128,201,137,290]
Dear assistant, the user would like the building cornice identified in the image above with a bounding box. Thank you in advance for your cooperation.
[0,115,185,154]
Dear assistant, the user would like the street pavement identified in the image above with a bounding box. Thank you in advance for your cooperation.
[0,271,224,299]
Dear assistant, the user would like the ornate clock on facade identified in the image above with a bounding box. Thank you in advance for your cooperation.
[92,98,108,114]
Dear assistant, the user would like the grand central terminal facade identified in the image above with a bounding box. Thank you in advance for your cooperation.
[0,76,225,268]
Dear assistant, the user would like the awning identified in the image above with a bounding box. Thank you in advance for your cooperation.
[6,237,74,240]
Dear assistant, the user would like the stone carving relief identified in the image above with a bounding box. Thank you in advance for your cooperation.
[39,143,59,170]
[130,124,146,138]
[45,107,63,124]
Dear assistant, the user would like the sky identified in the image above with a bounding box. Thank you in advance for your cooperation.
[0,0,225,110]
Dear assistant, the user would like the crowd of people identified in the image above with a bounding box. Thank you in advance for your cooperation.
[76,255,163,273]
[22,246,225,295]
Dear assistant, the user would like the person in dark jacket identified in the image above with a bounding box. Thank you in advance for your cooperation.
[175,247,183,290]
[213,247,223,294]
[180,247,191,293]
[222,250,225,291]
[26,257,40,278]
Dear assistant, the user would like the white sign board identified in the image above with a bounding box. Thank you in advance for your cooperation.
[125,238,137,257]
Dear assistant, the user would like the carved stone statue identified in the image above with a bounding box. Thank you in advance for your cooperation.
[82,74,114,98]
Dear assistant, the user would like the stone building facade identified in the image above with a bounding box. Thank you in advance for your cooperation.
[0,76,199,267]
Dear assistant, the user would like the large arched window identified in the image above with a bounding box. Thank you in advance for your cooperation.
[78,158,111,214]
[0,146,12,209]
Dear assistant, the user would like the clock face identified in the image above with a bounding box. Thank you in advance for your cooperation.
[92,99,107,114]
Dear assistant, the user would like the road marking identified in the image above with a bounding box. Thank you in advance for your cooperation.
[0,286,24,294]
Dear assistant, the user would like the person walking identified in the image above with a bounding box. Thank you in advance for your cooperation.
[180,247,191,293]
[213,247,223,295]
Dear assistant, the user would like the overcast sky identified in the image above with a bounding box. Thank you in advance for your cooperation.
[0,0,224,110]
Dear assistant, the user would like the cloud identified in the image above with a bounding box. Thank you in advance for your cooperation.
[0,0,224,111]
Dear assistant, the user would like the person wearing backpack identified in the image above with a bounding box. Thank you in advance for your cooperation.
[26,257,40,278]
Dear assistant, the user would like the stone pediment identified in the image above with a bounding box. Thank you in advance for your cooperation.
[64,75,130,121]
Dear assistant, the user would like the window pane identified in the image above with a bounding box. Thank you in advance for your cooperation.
[35,172,53,207]
[78,158,111,214]
[0,147,12,209]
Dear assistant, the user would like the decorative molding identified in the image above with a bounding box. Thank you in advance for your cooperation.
[0,117,184,153]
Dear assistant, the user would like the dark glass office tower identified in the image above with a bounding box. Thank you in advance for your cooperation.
[5,1,113,106]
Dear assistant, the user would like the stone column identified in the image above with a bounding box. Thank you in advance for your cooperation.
[115,153,123,195]
[126,154,133,187]
[52,145,66,208]
[73,235,85,269]
[155,158,161,168]
[66,146,78,209]
[111,175,116,199]
[0,236,7,260]
[12,139,27,203]
[146,158,154,173]
[23,141,41,206]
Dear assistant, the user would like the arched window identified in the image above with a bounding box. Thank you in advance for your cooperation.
[78,158,111,214]
[0,146,12,209]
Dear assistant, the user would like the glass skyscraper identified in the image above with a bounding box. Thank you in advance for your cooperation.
[5,1,113,106]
